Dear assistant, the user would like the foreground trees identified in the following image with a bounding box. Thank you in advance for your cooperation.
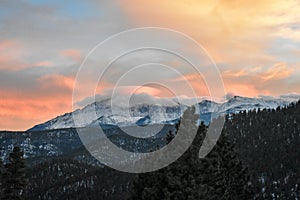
[130,107,253,200]
[1,146,26,200]
[224,100,300,198]
[0,152,3,197]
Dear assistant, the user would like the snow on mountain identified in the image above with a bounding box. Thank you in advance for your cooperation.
[218,96,290,114]
[28,95,297,131]
[29,99,186,131]
[197,100,221,113]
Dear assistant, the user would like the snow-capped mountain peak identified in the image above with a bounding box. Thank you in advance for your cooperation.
[28,95,298,131]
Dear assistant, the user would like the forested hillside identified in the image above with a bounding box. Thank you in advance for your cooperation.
[24,159,133,200]
[224,100,300,199]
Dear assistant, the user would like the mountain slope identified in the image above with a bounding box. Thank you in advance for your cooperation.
[28,96,295,131]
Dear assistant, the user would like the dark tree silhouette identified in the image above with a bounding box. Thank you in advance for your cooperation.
[3,146,26,200]
[0,153,3,199]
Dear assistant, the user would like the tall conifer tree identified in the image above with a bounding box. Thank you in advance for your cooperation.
[3,146,26,200]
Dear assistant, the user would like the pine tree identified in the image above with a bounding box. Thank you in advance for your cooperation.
[3,146,26,200]
[129,107,253,200]
[0,153,3,199]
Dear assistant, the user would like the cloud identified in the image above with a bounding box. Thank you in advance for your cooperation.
[116,0,300,100]
[261,63,294,81]
[0,1,130,130]
[0,72,75,130]
[222,69,248,77]
[30,61,54,67]
[37,74,74,92]
[60,49,82,63]
[119,0,300,67]
[223,62,294,81]
[117,1,272,64]
[1,0,300,130]
[0,40,25,70]
[77,90,206,110]
[222,62,299,97]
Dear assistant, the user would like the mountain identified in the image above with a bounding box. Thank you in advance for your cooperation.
[2,98,300,199]
[29,99,186,131]
[28,96,296,131]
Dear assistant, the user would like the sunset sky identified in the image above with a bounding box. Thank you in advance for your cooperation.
[1,0,300,130]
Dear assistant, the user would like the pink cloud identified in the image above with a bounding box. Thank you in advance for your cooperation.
[260,63,294,81]
[0,74,75,130]
[37,74,74,91]
[0,40,53,70]
[30,61,54,67]
[0,40,26,70]
[60,49,82,63]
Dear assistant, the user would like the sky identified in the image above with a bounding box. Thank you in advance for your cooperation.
[0,0,300,130]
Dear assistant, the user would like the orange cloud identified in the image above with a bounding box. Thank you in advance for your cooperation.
[221,62,299,97]
[0,95,72,131]
[119,0,300,67]
[38,74,74,91]
[223,81,262,98]
[223,62,294,81]
[172,62,297,98]
[0,74,75,131]
[61,49,82,63]
[261,63,294,81]
[116,84,181,97]
[132,86,160,96]
[168,72,210,97]
[109,85,161,97]
[222,69,248,77]
[30,61,53,67]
